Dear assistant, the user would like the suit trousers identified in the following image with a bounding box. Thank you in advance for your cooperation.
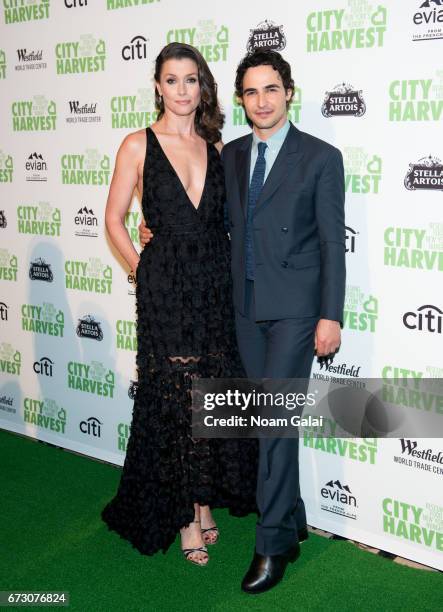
[235,280,318,555]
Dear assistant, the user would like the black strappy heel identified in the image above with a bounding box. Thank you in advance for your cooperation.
[181,520,209,565]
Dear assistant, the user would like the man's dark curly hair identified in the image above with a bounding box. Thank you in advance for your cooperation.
[235,50,295,109]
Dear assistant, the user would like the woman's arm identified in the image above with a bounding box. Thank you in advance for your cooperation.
[105,132,144,272]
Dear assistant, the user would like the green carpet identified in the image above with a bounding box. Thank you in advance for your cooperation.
[1,428,441,611]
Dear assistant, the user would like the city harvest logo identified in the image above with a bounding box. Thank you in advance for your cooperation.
[61,150,110,185]
[389,76,443,121]
[56,35,106,74]
[25,153,47,182]
[383,498,443,552]
[0,250,18,282]
[403,304,442,334]
[304,433,378,465]
[116,319,137,351]
[247,20,286,52]
[395,439,443,475]
[117,422,130,452]
[76,314,103,341]
[345,226,358,253]
[0,150,13,182]
[0,343,21,376]
[79,417,102,439]
[344,147,382,194]
[66,100,101,124]
[314,361,361,380]
[107,0,159,9]
[0,49,6,79]
[125,210,141,245]
[75,206,98,238]
[122,35,147,61]
[167,21,229,62]
[33,356,54,377]
[4,0,49,24]
[22,303,64,337]
[15,48,46,72]
[68,361,115,398]
[412,0,443,42]
[111,90,157,129]
[320,479,357,520]
[65,258,112,294]
[17,202,61,236]
[404,155,443,191]
[321,84,366,118]
[232,90,302,127]
[381,364,443,414]
[343,286,378,333]
[12,97,56,132]
[306,5,387,52]
[29,257,54,283]
[23,397,66,435]
[384,224,443,272]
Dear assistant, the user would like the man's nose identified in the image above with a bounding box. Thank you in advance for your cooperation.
[257,92,266,107]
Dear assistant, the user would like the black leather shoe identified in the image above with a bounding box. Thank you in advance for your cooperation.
[298,526,309,543]
[241,543,301,594]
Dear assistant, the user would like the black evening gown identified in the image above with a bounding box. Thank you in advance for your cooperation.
[101,127,257,555]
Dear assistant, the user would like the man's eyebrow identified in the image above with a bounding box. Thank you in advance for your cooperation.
[243,83,282,93]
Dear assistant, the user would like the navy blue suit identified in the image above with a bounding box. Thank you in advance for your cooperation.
[222,122,346,555]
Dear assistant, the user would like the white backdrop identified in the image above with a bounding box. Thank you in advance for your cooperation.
[0,0,442,570]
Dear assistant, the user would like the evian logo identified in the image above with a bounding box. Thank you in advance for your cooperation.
[412,0,443,42]
[403,304,442,334]
[247,20,286,52]
[320,480,357,519]
[26,152,47,182]
[399,439,443,465]
[74,206,98,238]
[321,83,366,118]
[29,258,54,282]
[404,155,443,191]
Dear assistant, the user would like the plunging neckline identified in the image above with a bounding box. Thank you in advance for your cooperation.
[149,127,209,212]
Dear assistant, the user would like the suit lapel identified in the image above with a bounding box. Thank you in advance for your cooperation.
[235,136,252,219]
[255,123,302,214]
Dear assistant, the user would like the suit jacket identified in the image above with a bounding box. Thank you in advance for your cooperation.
[222,122,346,322]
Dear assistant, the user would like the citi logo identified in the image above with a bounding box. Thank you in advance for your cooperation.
[17,49,43,62]
[33,357,54,377]
[0,302,8,321]
[403,304,442,334]
[345,225,358,253]
[122,36,148,61]
[79,416,102,437]
[64,0,88,6]
[321,480,357,506]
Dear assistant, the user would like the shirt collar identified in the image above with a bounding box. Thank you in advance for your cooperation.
[252,119,290,153]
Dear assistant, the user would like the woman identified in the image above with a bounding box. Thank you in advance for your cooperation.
[101,42,257,565]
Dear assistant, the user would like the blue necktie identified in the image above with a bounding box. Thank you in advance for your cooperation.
[245,141,267,280]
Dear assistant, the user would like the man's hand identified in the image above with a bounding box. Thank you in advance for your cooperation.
[138,218,153,246]
[315,319,341,357]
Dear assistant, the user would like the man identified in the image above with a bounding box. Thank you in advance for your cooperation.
[140,50,345,594]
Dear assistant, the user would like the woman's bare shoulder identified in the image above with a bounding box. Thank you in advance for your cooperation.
[119,129,146,157]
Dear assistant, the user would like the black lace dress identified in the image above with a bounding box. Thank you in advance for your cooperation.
[101,127,257,555]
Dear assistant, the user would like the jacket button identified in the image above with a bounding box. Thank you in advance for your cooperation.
[281,227,288,233]
[281,261,288,268]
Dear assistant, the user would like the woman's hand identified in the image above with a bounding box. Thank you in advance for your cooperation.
[138,218,154,246]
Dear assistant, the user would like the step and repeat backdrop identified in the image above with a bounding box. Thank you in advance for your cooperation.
[0,0,442,570]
